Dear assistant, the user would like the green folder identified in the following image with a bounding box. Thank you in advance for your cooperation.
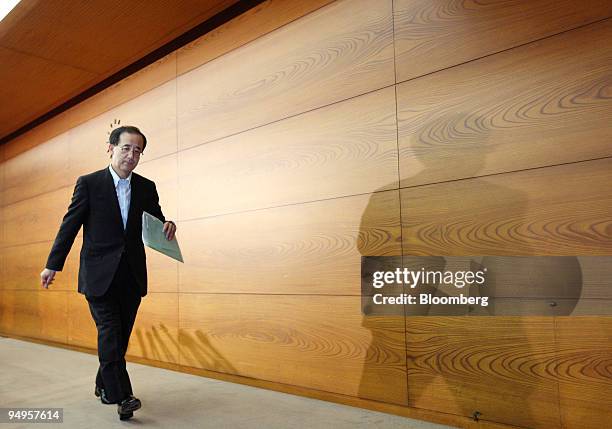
[142,211,184,263]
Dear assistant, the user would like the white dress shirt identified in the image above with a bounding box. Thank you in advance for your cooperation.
[109,165,131,230]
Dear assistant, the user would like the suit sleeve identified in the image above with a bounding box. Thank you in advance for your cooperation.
[147,182,166,224]
[46,176,89,271]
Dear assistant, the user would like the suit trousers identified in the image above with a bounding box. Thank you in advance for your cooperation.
[86,252,141,403]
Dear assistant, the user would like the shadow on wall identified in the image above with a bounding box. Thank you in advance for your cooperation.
[356,112,582,426]
[178,329,237,374]
[132,323,237,375]
[132,323,177,363]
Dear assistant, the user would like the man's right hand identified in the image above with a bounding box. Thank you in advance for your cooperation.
[40,268,57,289]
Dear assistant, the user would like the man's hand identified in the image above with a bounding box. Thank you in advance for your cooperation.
[40,268,57,289]
[162,221,177,241]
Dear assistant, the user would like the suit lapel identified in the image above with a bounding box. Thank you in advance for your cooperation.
[105,167,126,235]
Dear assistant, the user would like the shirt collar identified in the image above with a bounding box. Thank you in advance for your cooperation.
[109,164,132,187]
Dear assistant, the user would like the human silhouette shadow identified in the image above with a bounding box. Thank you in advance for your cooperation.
[356,112,582,427]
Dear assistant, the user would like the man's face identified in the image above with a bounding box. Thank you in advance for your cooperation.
[108,132,144,177]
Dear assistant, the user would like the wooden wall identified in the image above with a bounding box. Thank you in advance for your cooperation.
[1,1,612,428]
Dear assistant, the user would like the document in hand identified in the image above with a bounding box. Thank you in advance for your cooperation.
[142,211,184,263]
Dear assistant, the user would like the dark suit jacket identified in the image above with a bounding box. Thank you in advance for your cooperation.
[46,167,166,297]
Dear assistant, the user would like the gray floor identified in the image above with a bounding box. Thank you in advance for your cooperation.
[0,337,454,429]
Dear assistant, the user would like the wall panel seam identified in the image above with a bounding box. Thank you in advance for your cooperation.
[176,0,339,78]
[394,15,612,88]
[2,155,611,238]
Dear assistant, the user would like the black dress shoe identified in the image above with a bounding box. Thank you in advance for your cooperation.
[94,385,112,405]
[117,395,141,420]
[119,411,134,421]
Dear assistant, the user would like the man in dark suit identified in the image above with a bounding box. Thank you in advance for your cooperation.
[40,125,176,421]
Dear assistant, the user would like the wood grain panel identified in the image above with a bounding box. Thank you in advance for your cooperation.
[0,134,3,281]
[2,131,70,206]
[128,293,179,364]
[2,0,610,426]
[0,290,14,333]
[179,294,407,405]
[0,0,234,74]
[1,53,176,161]
[0,290,68,343]
[137,154,179,293]
[177,0,335,75]
[143,235,178,294]
[0,0,232,140]
[178,86,398,219]
[554,317,612,429]
[0,46,99,139]
[3,186,74,247]
[0,248,4,288]
[136,153,178,221]
[394,0,612,82]
[575,256,612,300]
[1,239,80,291]
[38,290,69,344]
[0,139,4,176]
[68,79,177,178]
[179,190,400,294]
[397,19,612,187]
[177,0,394,150]
[400,158,612,256]
[0,142,4,249]
[566,299,612,317]
[67,291,97,349]
[405,317,559,428]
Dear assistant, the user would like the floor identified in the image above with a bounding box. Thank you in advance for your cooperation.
[0,337,455,428]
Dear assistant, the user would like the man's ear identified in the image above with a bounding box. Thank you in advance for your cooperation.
[107,144,113,158]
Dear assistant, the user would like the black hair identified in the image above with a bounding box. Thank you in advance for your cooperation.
[108,125,147,151]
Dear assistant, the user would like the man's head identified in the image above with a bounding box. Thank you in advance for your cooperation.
[107,126,147,178]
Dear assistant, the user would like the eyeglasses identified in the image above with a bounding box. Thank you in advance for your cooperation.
[119,145,143,156]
